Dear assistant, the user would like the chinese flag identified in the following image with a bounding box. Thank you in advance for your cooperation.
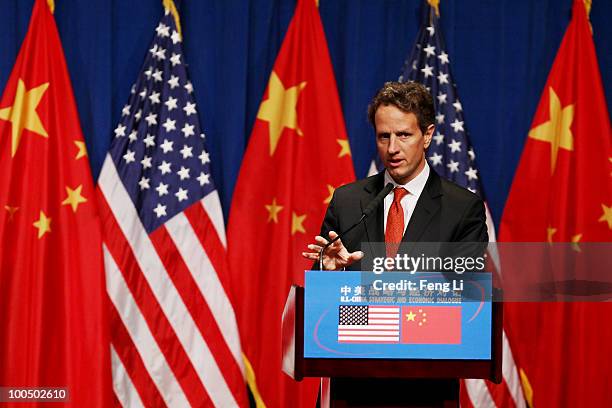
[0,0,112,406]
[499,0,612,406]
[401,306,461,344]
[227,0,355,406]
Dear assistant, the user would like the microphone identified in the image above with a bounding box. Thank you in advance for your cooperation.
[319,182,394,270]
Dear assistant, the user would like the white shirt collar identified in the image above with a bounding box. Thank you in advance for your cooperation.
[383,160,430,197]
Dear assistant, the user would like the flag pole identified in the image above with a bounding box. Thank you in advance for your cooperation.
[162,0,182,37]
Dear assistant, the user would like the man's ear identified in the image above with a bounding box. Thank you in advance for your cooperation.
[423,124,435,149]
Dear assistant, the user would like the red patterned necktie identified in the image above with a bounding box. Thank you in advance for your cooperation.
[385,187,409,259]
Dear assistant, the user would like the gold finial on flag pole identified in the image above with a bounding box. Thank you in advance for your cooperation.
[427,0,440,17]
[583,0,592,17]
[162,0,182,36]
[583,0,593,34]
[519,369,534,408]
[46,0,55,13]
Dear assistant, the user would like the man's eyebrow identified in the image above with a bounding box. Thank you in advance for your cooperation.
[377,129,414,137]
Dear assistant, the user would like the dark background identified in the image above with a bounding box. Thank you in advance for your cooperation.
[1,0,610,228]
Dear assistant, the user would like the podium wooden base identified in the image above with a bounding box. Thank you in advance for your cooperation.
[321,378,459,408]
[282,281,503,408]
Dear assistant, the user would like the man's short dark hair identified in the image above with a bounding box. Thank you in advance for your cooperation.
[367,81,435,134]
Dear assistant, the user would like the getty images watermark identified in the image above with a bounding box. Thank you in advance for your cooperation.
[371,253,485,274]
[358,242,612,302]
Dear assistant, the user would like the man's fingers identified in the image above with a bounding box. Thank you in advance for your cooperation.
[326,231,345,249]
[314,235,329,246]
[332,238,344,249]
[307,244,323,252]
[301,252,319,260]
[349,251,364,261]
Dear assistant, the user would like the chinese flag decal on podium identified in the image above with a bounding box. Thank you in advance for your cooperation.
[0,0,112,406]
[401,306,461,344]
[499,0,612,407]
[227,0,355,406]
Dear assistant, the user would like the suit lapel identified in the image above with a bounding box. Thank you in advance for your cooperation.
[360,173,385,256]
[404,169,442,243]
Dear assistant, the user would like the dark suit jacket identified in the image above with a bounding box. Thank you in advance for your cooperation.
[320,169,488,270]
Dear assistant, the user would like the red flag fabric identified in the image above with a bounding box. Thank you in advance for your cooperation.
[401,306,461,344]
[227,0,355,406]
[0,0,112,406]
[500,1,612,406]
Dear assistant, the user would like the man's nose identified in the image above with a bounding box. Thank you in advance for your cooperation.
[388,134,400,154]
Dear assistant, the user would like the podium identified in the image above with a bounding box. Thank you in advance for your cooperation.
[282,271,503,407]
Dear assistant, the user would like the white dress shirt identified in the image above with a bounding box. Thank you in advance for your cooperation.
[383,161,430,235]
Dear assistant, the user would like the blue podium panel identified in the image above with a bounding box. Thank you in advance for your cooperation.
[303,271,492,360]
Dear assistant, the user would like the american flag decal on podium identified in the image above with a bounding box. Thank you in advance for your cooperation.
[338,305,400,343]
[96,5,247,407]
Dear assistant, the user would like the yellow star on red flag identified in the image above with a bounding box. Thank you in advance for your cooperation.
[336,139,351,158]
[74,140,87,160]
[33,210,52,239]
[323,184,335,204]
[528,87,574,174]
[291,212,307,235]
[4,205,19,221]
[571,233,583,252]
[547,226,557,243]
[598,204,612,229]
[265,198,283,223]
[62,185,88,213]
[0,79,49,157]
[256,71,307,156]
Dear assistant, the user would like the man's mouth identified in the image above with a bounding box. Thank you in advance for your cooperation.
[387,158,403,168]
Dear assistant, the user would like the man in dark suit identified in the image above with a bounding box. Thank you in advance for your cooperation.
[302,81,488,270]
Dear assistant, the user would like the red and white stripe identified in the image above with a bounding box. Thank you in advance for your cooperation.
[461,214,525,408]
[462,332,525,408]
[98,155,245,407]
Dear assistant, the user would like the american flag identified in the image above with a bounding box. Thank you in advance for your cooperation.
[371,3,525,407]
[97,7,246,407]
[398,13,480,195]
[338,305,400,343]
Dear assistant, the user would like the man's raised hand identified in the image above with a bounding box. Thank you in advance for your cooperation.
[301,231,363,270]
